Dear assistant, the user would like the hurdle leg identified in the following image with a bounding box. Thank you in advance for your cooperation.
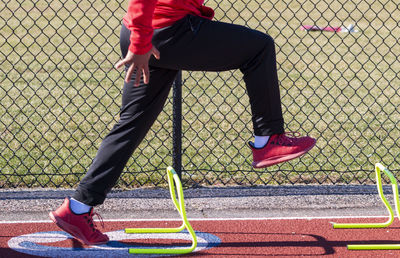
[332,163,398,229]
[333,163,400,250]
[125,167,197,255]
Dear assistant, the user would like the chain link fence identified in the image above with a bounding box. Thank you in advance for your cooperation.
[1,0,399,188]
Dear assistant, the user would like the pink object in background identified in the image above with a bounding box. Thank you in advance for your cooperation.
[300,24,357,33]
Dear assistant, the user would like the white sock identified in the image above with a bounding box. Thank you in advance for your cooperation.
[254,135,270,148]
[70,198,92,214]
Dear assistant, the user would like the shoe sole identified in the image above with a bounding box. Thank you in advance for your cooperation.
[252,139,316,168]
[49,211,108,245]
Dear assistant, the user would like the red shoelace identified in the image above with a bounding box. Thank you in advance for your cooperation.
[273,132,301,145]
[84,212,105,232]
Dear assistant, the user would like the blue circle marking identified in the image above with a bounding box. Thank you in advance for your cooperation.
[8,230,221,257]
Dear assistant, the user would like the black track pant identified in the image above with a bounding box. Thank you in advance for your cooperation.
[73,15,284,206]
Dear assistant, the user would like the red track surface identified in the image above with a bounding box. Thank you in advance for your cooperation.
[1,218,400,257]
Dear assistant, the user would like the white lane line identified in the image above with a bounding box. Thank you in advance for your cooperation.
[0,215,389,224]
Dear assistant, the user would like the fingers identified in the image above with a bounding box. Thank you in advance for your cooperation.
[125,63,137,83]
[134,67,142,86]
[142,66,150,84]
[115,55,135,83]
[115,51,134,70]
[114,58,126,70]
[152,47,160,60]
[134,65,150,86]
[126,64,148,86]
[115,49,157,86]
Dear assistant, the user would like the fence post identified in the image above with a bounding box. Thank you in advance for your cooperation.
[172,70,182,178]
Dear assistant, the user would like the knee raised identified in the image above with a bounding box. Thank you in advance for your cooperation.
[262,34,275,49]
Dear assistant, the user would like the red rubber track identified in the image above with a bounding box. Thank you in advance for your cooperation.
[1,218,400,257]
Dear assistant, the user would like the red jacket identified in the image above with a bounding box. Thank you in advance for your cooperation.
[123,0,214,54]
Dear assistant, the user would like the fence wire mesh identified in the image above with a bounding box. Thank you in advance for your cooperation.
[0,0,399,188]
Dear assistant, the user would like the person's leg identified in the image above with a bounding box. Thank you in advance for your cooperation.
[152,15,284,136]
[72,69,178,206]
[50,23,178,245]
[150,15,316,168]
[72,24,179,207]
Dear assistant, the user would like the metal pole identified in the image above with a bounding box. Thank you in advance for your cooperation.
[172,70,182,178]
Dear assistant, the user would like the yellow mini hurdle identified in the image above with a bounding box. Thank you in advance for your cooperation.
[125,167,197,255]
[333,163,400,250]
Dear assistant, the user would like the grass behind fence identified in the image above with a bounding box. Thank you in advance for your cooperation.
[0,0,399,188]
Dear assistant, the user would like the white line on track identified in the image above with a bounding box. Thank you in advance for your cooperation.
[0,215,390,224]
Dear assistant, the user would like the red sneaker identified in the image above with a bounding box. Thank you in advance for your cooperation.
[49,197,109,245]
[250,133,316,168]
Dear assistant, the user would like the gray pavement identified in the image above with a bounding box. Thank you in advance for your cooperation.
[0,185,395,222]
